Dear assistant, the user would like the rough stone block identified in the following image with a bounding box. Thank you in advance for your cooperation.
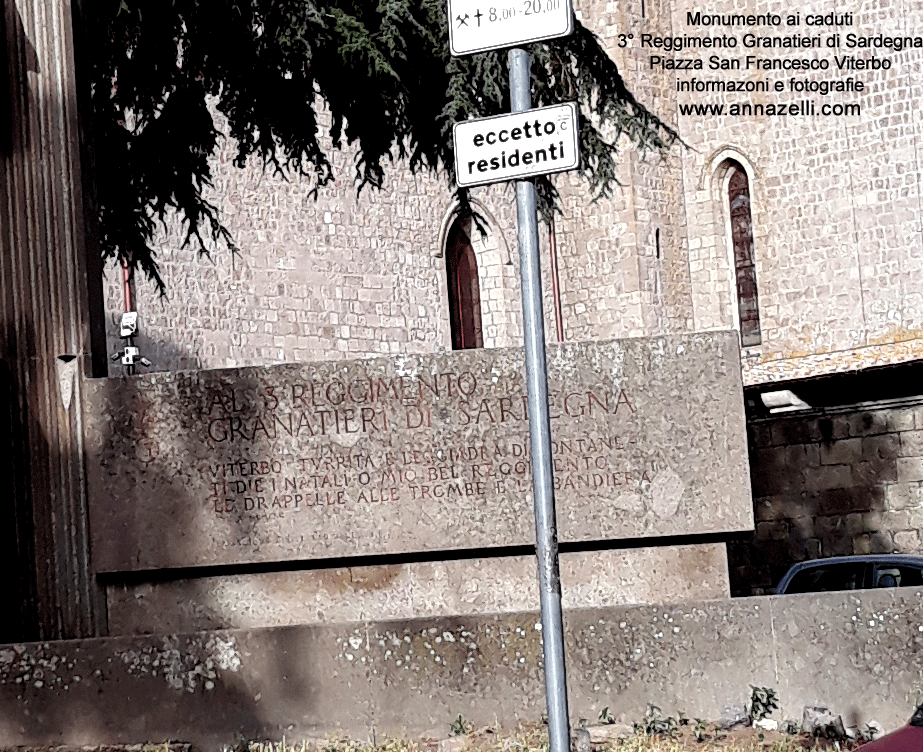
[801,443,822,467]
[755,520,789,541]
[863,434,901,461]
[770,420,813,446]
[754,495,805,522]
[802,708,845,738]
[897,457,923,483]
[891,409,915,432]
[750,450,794,497]
[886,483,922,511]
[820,438,862,466]
[848,411,891,438]
[823,534,855,557]
[853,534,874,555]
[893,530,921,550]
[753,497,777,522]
[870,532,894,554]
[586,724,633,743]
[84,333,751,572]
[899,430,923,457]
[844,512,868,536]
[851,459,898,486]
[804,537,823,559]
[786,533,820,563]
[802,466,852,493]
[816,417,850,442]
[748,423,774,448]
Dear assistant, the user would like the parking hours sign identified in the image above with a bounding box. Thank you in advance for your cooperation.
[454,103,579,187]
[448,0,574,56]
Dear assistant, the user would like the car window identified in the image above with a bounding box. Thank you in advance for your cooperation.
[871,563,923,588]
[785,562,867,593]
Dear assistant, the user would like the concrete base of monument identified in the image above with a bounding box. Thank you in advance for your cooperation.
[105,543,729,635]
[0,588,919,751]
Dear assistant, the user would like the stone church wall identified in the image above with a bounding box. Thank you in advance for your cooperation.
[674,0,923,383]
[102,0,701,375]
[104,0,923,389]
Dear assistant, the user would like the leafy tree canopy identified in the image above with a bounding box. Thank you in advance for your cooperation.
[87,0,678,291]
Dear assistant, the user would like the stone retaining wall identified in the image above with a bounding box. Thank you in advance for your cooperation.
[1,588,920,751]
[730,402,923,595]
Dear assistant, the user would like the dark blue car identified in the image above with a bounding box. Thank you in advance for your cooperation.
[774,554,923,595]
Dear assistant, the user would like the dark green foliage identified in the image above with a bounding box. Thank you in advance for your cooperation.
[86,0,679,291]
[633,705,679,738]
[747,685,779,724]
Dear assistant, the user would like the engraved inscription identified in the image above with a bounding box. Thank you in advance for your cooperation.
[86,335,751,572]
[196,367,644,543]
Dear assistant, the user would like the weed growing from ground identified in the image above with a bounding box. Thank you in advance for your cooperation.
[747,687,779,725]
[451,715,474,736]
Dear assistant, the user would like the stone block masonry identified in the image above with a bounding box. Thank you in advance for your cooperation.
[103,0,923,390]
[83,331,751,573]
[730,401,923,595]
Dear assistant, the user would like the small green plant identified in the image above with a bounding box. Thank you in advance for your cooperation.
[693,719,709,743]
[247,739,314,752]
[598,706,617,724]
[747,686,779,724]
[450,714,473,737]
[633,705,678,738]
[781,719,800,735]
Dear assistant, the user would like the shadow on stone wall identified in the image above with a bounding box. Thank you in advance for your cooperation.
[0,337,39,643]
[729,405,923,595]
[2,588,923,748]
[77,338,295,743]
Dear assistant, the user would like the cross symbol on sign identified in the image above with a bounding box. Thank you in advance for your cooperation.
[456,13,469,26]
[474,9,483,25]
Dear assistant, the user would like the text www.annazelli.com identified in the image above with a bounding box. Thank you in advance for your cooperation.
[679,100,861,116]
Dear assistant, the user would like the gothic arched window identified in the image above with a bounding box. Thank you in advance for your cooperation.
[446,216,483,349]
[727,163,761,346]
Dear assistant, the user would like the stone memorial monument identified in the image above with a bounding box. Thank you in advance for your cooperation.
[86,331,751,576]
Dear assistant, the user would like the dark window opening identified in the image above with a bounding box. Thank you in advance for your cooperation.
[446,216,483,350]
[728,163,761,347]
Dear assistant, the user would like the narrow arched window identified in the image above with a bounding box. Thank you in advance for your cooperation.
[446,216,483,350]
[728,163,761,346]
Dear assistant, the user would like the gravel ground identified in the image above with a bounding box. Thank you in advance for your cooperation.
[243,722,869,752]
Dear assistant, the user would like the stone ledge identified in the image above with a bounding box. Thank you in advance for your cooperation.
[0,589,920,751]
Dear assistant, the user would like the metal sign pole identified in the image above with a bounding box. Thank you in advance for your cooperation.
[508,46,572,752]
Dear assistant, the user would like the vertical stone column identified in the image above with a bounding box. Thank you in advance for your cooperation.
[0,0,104,640]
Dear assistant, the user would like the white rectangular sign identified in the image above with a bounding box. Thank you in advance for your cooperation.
[448,0,573,56]
[454,103,579,187]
